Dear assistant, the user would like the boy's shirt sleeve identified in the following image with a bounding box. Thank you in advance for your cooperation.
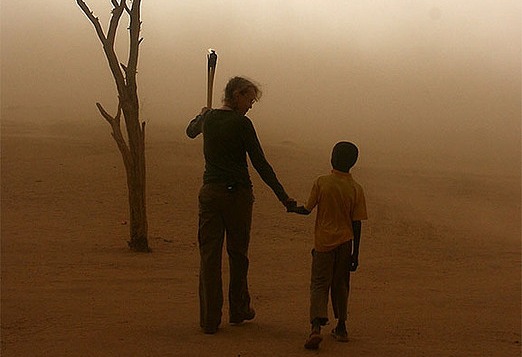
[304,179,320,212]
[352,185,368,221]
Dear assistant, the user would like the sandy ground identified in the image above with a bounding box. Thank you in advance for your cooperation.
[1,112,521,356]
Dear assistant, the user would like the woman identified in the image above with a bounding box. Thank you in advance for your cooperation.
[186,76,296,334]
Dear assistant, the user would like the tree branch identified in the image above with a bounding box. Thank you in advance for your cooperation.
[107,1,125,45]
[77,0,107,43]
[77,0,127,98]
[96,102,115,124]
[127,0,142,88]
[96,102,131,168]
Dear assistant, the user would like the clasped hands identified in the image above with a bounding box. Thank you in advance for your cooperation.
[284,198,310,215]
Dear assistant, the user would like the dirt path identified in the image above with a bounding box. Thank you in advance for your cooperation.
[1,119,520,356]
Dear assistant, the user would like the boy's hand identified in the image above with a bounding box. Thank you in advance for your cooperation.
[349,255,359,271]
[288,205,310,215]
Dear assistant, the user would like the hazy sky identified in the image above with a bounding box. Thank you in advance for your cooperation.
[1,0,520,174]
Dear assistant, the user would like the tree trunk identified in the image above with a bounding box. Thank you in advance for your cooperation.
[78,0,150,252]
[126,161,148,251]
[123,100,149,252]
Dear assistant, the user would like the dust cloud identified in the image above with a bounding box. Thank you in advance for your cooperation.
[1,0,520,176]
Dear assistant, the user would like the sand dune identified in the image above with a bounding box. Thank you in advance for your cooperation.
[1,115,520,356]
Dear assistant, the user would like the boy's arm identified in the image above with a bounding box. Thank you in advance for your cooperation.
[350,220,362,271]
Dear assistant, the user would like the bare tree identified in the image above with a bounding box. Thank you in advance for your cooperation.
[77,0,149,252]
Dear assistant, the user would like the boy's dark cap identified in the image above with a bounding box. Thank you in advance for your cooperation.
[331,141,359,172]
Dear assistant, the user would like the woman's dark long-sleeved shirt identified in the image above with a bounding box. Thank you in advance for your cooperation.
[186,109,289,203]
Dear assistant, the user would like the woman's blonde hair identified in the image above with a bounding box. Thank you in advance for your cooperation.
[222,76,262,106]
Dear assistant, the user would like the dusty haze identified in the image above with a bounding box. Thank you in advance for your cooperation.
[2,0,520,175]
[1,2,521,356]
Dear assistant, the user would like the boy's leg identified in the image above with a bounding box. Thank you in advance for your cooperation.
[331,319,349,342]
[306,250,333,349]
[304,318,323,350]
[309,249,334,325]
[198,184,226,333]
[330,241,352,341]
[223,186,255,323]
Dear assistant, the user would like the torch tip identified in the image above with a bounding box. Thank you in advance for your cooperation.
[207,49,218,69]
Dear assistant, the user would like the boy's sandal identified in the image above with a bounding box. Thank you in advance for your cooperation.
[304,332,323,350]
[331,328,349,342]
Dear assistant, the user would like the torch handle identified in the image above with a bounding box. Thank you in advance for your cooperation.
[206,50,218,108]
[207,66,216,108]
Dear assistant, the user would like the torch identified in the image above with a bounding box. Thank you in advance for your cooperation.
[207,49,218,108]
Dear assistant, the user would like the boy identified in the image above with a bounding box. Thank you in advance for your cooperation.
[289,141,367,350]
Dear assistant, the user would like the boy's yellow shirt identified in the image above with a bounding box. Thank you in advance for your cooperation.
[305,169,368,252]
